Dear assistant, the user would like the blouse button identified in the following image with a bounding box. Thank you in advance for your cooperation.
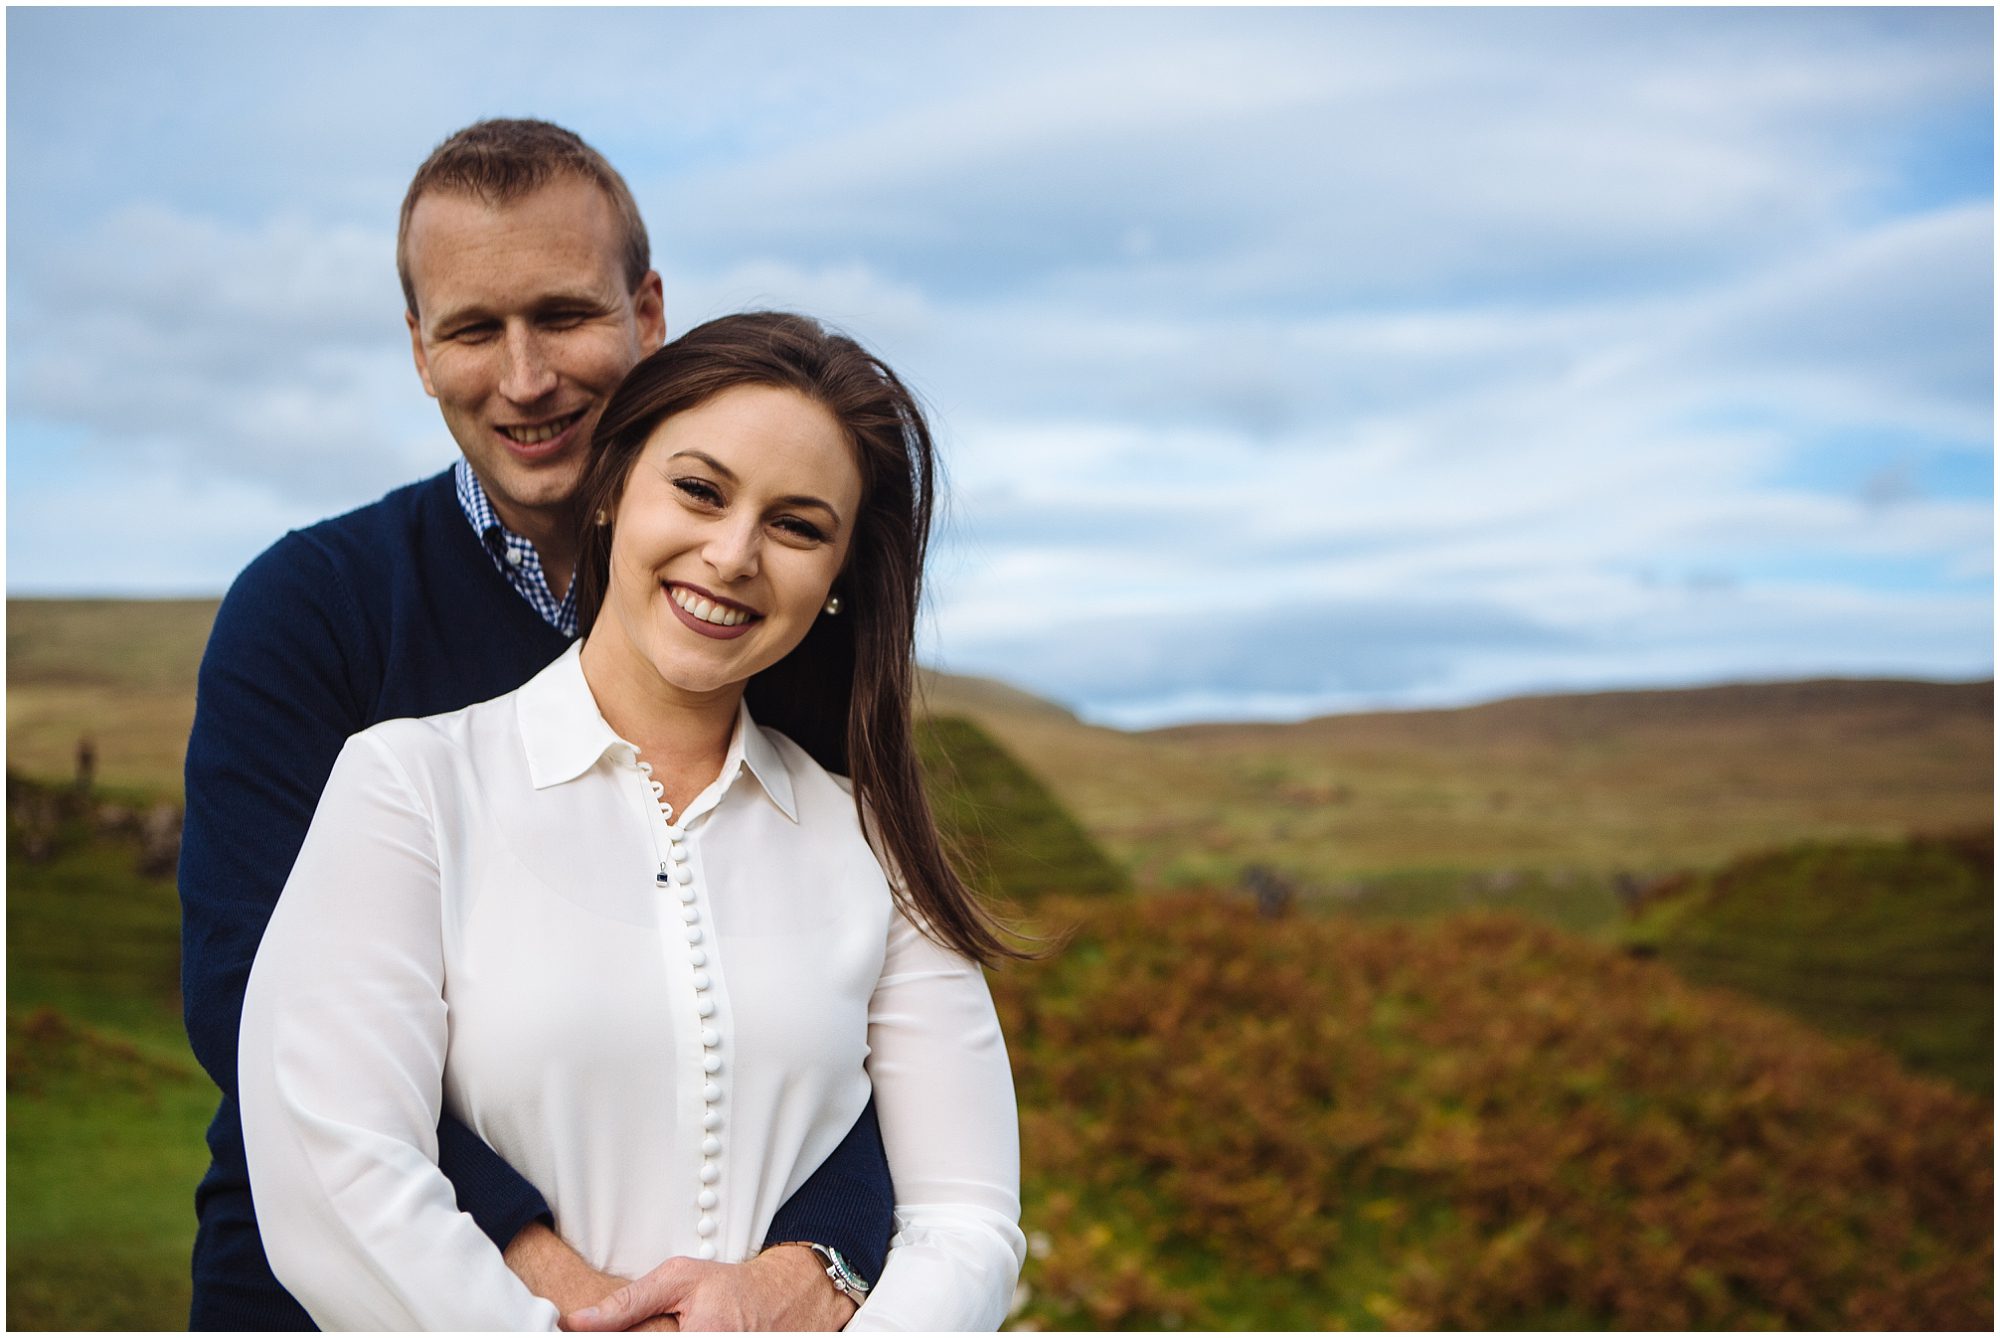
[685,926,703,945]
[703,1082,722,1103]
[698,1188,718,1210]
[697,1216,716,1237]
[670,846,690,864]
[701,1027,719,1048]
[688,951,706,970]
[697,1242,717,1261]
[702,1053,721,1074]
[702,1109,721,1131]
[664,826,686,841]
[697,997,715,1018]
[700,1164,720,1186]
[672,865,694,886]
[678,885,697,904]
[681,905,699,925]
[702,1135,721,1156]
[692,970,711,989]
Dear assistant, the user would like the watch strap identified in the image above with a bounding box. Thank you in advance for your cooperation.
[777,1240,874,1299]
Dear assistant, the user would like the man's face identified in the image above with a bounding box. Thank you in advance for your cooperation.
[404,176,666,538]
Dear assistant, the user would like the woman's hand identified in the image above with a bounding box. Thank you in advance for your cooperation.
[560,1246,856,1332]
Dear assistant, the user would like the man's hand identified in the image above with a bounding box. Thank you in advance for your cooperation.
[506,1222,677,1329]
[561,1245,858,1333]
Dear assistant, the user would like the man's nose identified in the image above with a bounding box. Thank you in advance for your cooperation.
[497,326,558,403]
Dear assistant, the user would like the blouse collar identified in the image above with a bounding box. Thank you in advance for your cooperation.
[514,641,799,823]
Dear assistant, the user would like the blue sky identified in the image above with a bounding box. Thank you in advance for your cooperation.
[6,6,1992,726]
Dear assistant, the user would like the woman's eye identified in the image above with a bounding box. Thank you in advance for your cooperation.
[775,517,827,543]
[674,478,723,506]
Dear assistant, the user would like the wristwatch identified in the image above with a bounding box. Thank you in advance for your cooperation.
[792,1241,873,1302]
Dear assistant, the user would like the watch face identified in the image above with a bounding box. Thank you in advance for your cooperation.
[810,1244,870,1296]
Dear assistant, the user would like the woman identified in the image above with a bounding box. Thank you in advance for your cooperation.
[239,313,1026,1330]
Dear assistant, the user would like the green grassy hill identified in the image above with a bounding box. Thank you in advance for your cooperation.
[1625,832,1994,1093]
[999,892,1992,1330]
[918,715,1124,903]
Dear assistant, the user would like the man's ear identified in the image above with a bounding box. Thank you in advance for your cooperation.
[634,271,667,353]
[407,310,439,399]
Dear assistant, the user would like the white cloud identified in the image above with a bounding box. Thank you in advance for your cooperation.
[11,204,450,506]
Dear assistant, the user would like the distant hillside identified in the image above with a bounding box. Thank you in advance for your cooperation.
[1156,676,1994,749]
[7,599,223,797]
[1627,832,1994,1093]
[957,671,1993,903]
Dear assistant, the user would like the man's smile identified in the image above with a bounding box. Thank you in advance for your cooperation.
[497,408,586,447]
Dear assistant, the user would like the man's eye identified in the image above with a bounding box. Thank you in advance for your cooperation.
[448,324,498,343]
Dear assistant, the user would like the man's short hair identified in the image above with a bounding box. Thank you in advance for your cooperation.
[396,118,651,317]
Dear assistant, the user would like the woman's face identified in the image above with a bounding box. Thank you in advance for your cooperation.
[596,384,864,702]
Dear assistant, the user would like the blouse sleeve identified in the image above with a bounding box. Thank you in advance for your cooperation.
[238,729,560,1332]
[845,904,1026,1332]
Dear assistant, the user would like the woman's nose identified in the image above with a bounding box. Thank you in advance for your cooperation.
[704,520,761,581]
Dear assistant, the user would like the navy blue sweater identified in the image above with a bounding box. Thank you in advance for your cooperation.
[180,469,892,1330]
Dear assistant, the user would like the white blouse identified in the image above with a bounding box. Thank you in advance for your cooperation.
[239,642,1024,1331]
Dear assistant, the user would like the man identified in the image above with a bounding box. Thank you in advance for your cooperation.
[180,119,892,1331]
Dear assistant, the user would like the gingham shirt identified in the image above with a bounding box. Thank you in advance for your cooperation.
[454,459,578,638]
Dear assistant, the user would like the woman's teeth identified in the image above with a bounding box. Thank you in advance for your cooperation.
[671,586,753,627]
[500,412,580,445]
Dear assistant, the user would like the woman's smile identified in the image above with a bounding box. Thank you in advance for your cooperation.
[664,581,763,640]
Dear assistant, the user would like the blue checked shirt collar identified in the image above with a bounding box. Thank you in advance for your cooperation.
[454,458,579,639]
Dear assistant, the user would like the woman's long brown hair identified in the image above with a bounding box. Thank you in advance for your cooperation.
[573,312,1027,967]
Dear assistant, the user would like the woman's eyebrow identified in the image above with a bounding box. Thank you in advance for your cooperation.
[668,449,738,481]
[667,450,843,528]
[775,494,842,528]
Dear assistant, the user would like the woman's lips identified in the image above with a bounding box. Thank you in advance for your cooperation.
[665,583,761,640]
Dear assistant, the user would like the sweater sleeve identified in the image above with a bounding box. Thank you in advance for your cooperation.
[179,533,549,1250]
[761,1097,895,1286]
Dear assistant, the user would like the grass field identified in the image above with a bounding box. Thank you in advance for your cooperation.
[6,783,215,1330]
